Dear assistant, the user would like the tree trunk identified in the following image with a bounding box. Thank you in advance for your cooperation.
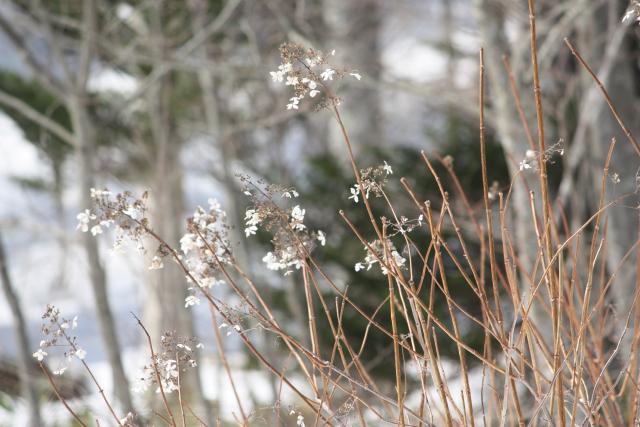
[579,0,640,354]
[324,0,384,154]
[473,0,544,301]
[143,1,209,420]
[70,96,134,412]
[0,232,42,426]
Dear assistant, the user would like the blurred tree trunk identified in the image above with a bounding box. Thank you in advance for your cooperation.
[71,94,134,412]
[324,0,384,154]
[142,1,210,421]
[574,0,640,353]
[72,0,135,413]
[476,0,640,361]
[0,1,134,412]
[473,0,543,306]
[188,0,248,270]
[0,232,42,426]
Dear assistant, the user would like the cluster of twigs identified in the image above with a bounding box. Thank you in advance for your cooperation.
[41,2,640,426]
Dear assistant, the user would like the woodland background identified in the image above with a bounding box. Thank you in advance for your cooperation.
[0,0,639,425]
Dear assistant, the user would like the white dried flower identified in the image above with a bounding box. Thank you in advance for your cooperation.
[383,161,393,175]
[53,366,67,376]
[180,233,199,255]
[611,173,621,184]
[291,205,305,222]
[53,366,68,376]
[75,348,87,360]
[286,96,301,110]
[33,349,47,361]
[76,209,95,232]
[123,205,143,221]
[320,68,336,81]
[185,295,200,308]
[149,255,164,270]
[317,230,326,246]
[349,186,360,203]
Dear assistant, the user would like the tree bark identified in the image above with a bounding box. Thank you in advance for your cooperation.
[143,1,209,420]
[473,0,543,296]
[579,0,640,354]
[70,95,134,413]
[0,232,42,426]
[324,0,384,154]
[71,0,134,412]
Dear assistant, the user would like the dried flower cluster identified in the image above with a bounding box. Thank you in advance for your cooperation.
[240,177,325,275]
[386,214,425,237]
[180,199,232,306]
[78,190,235,309]
[288,409,306,427]
[348,161,393,203]
[78,189,150,252]
[354,238,407,275]
[518,141,565,171]
[270,42,361,111]
[33,305,85,376]
[623,1,640,24]
[133,331,202,394]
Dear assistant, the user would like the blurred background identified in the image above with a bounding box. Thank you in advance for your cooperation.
[0,0,638,425]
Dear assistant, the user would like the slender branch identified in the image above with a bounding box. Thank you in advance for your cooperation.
[0,11,67,98]
[0,88,76,147]
[132,313,178,427]
[564,38,640,157]
[39,363,87,427]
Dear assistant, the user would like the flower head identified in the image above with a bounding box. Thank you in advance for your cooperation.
[320,68,336,81]
[76,209,95,232]
[185,295,200,308]
[33,349,47,361]
[75,348,87,360]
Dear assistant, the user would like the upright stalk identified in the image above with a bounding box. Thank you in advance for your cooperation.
[527,1,565,423]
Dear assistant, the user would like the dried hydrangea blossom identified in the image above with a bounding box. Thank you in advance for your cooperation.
[217,302,252,334]
[184,295,200,308]
[518,141,565,172]
[354,239,407,276]
[288,409,306,427]
[180,198,232,293]
[623,2,640,24]
[387,215,424,237]
[239,176,325,275]
[119,412,137,426]
[270,42,362,111]
[82,189,234,310]
[33,305,85,375]
[78,189,149,252]
[134,331,201,395]
[348,161,393,204]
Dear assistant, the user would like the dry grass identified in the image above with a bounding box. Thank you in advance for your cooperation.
[40,5,640,427]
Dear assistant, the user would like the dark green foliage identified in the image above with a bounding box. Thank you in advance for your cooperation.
[0,70,72,167]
